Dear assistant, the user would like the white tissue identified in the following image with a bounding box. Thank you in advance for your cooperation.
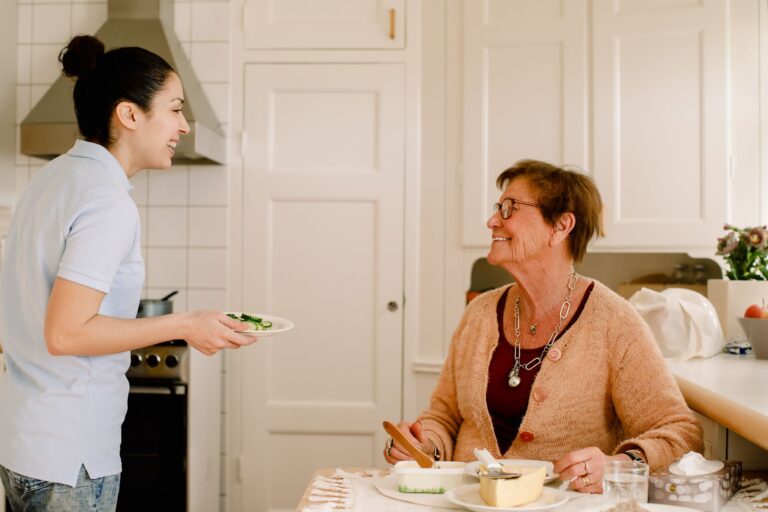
[669,451,724,476]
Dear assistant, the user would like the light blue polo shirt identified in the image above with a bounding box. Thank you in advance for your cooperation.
[0,140,144,487]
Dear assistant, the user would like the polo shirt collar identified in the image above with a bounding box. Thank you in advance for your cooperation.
[67,140,132,191]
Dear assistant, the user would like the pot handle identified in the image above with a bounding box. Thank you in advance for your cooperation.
[160,290,179,301]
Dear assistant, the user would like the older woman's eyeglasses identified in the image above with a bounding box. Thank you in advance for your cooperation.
[492,198,544,219]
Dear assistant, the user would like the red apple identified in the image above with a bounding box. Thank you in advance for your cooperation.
[744,303,768,318]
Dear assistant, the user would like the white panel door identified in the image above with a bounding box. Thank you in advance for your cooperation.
[244,0,406,49]
[240,63,404,511]
[462,0,589,246]
[591,0,728,250]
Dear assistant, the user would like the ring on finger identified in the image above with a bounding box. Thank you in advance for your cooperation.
[385,436,393,457]
[581,475,590,487]
[583,461,591,475]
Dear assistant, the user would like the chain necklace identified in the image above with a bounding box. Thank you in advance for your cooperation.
[508,272,578,388]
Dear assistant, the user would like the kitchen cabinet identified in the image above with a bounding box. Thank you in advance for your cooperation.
[461,0,589,247]
[243,0,406,49]
[461,0,744,251]
[234,62,405,511]
[591,0,728,251]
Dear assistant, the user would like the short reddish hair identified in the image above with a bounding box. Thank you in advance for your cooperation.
[496,159,605,262]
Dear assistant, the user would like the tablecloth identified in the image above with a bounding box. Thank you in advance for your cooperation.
[300,469,768,512]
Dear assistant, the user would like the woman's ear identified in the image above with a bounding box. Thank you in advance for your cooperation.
[114,101,139,131]
[550,212,576,246]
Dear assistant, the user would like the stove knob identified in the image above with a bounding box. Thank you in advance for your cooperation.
[130,354,143,367]
[146,353,161,368]
[165,354,180,368]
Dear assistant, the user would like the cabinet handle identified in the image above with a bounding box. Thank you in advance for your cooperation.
[389,9,396,40]
[387,301,399,312]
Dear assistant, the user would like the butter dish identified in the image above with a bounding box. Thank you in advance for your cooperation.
[394,460,467,494]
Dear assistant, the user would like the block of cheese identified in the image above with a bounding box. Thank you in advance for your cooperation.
[479,465,547,507]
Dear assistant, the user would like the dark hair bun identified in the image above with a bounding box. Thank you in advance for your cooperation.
[59,35,105,78]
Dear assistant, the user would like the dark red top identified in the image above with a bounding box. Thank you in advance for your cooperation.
[486,282,595,453]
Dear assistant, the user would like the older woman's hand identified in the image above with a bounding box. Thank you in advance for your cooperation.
[554,447,631,493]
[382,421,436,465]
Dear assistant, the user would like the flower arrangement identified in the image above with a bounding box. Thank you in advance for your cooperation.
[717,224,768,280]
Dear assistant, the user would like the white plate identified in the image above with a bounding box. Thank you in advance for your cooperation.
[578,504,700,512]
[668,459,724,476]
[446,484,569,512]
[372,471,467,509]
[225,312,294,337]
[465,459,557,484]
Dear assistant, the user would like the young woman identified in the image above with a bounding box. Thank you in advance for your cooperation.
[0,35,252,511]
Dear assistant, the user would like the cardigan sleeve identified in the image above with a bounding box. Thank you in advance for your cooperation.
[415,314,466,461]
[609,307,703,471]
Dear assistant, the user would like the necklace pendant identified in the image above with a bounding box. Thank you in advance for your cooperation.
[529,324,537,334]
[508,369,521,388]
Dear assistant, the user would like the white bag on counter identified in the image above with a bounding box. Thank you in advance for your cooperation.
[629,287,725,361]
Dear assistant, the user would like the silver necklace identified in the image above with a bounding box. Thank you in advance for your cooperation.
[508,273,578,388]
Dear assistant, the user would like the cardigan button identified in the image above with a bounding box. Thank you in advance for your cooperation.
[519,431,535,442]
[533,388,547,402]
[548,348,562,361]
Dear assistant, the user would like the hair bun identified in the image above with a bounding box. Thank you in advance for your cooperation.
[59,35,105,78]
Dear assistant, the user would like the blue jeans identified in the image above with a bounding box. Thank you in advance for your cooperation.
[0,464,120,512]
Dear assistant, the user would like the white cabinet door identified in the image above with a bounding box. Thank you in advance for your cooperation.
[239,63,404,511]
[591,0,728,250]
[462,0,589,246]
[244,0,406,49]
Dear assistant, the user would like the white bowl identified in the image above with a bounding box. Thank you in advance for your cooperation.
[737,317,768,359]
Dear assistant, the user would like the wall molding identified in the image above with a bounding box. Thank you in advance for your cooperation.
[412,359,445,374]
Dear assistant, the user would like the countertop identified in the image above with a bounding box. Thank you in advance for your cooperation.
[667,353,768,451]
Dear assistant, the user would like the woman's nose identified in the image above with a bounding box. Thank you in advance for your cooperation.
[487,211,500,229]
[179,114,191,135]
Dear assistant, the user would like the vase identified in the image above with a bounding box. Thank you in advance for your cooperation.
[707,279,768,340]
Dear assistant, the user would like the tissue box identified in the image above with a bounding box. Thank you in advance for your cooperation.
[649,461,741,511]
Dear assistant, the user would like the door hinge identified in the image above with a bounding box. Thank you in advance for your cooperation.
[237,454,245,482]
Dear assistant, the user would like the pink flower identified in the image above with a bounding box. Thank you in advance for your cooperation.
[717,232,739,255]
[748,227,768,249]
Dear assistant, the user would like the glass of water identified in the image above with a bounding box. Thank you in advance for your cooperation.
[603,460,649,506]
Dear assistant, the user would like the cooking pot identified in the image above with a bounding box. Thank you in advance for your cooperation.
[137,290,178,318]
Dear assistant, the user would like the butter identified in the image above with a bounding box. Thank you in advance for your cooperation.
[479,465,547,507]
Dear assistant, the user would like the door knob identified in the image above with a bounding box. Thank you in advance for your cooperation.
[387,301,399,312]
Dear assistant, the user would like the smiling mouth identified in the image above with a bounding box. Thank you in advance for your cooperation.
[492,237,512,242]
[168,141,178,152]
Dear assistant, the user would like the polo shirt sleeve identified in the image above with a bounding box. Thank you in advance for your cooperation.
[58,188,139,294]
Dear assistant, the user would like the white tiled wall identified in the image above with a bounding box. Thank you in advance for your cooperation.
[15,0,232,315]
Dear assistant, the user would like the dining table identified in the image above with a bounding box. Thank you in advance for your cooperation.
[296,467,767,512]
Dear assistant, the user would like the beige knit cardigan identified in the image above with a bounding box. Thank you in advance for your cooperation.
[417,281,702,472]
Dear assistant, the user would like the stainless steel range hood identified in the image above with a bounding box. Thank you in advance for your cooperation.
[20,0,226,164]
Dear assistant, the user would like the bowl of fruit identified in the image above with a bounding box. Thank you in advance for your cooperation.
[738,302,768,359]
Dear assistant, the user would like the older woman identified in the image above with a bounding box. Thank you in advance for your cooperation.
[384,160,702,493]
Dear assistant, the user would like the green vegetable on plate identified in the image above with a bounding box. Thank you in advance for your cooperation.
[227,313,273,331]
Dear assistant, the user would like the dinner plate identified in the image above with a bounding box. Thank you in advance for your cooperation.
[578,504,700,512]
[668,460,724,476]
[225,312,294,337]
[465,459,557,484]
[446,484,569,512]
[372,472,465,509]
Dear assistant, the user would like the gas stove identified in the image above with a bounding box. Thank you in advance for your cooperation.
[127,340,188,383]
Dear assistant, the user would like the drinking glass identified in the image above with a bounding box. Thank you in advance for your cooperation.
[603,461,649,506]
